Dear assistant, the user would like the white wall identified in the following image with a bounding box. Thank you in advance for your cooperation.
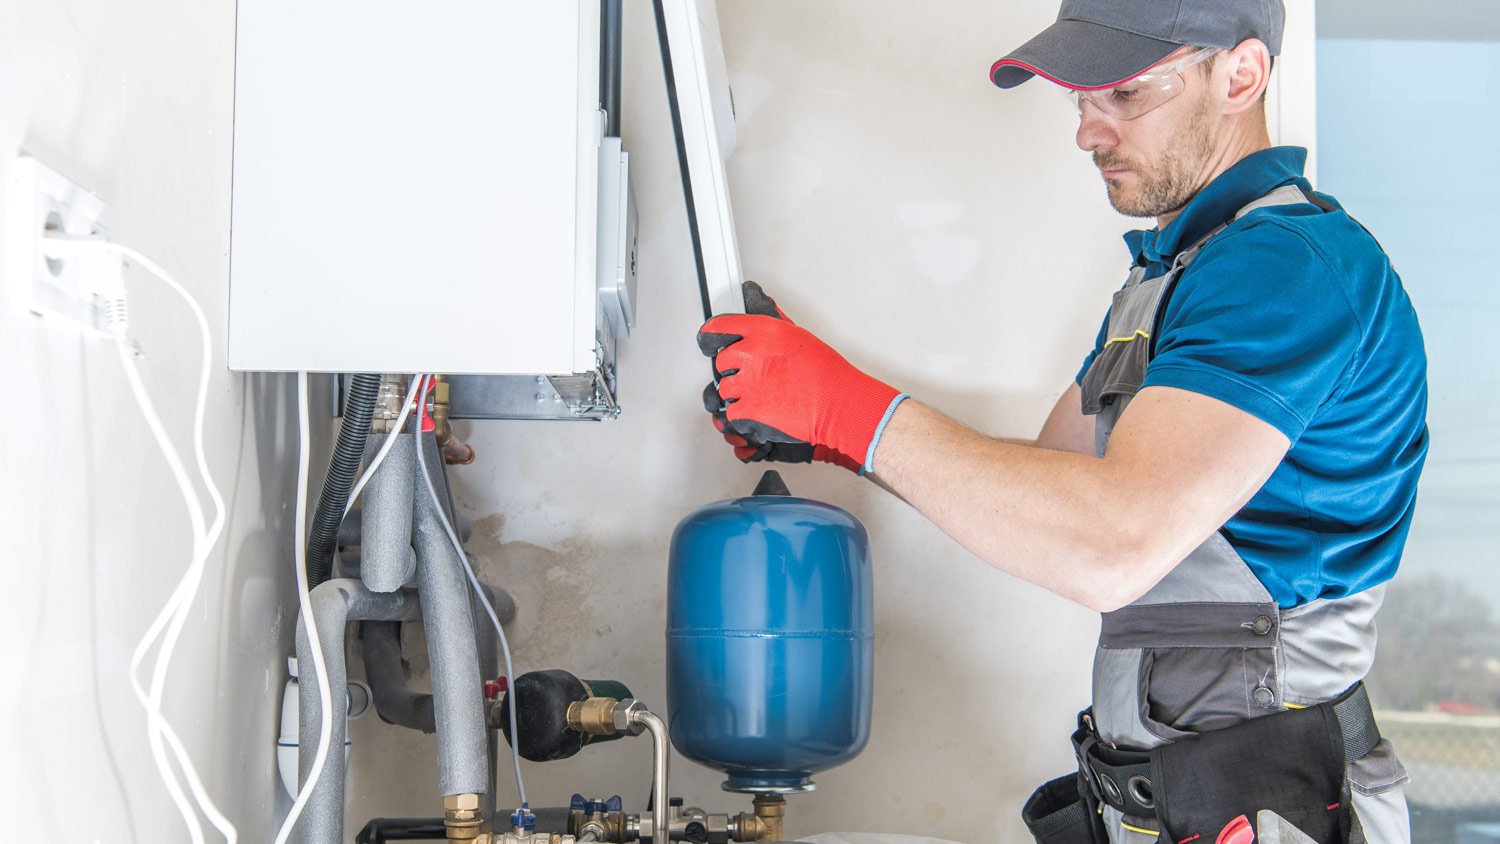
[0,1,1314,843]
[0,1,315,840]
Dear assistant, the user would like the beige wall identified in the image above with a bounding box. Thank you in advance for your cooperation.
[1,1,1314,842]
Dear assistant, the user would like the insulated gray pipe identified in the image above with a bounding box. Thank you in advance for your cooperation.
[360,621,436,733]
[473,585,502,821]
[358,584,515,737]
[444,458,506,816]
[360,434,417,591]
[339,472,470,550]
[412,430,490,798]
[295,579,422,844]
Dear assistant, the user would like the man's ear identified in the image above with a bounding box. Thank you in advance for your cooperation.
[1222,39,1272,115]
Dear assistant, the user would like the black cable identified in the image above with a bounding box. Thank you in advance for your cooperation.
[306,373,380,587]
[601,0,623,137]
[653,0,714,321]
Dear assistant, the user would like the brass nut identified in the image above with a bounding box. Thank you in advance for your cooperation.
[566,697,620,736]
[445,793,481,813]
[444,791,486,844]
[611,698,649,736]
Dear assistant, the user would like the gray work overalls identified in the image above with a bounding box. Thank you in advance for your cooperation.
[1075,185,1412,843]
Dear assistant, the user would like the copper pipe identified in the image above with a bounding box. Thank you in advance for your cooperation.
[441,438,475,465]
[431,376,475,464]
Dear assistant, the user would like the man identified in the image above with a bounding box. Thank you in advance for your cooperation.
[696,1,1428,842]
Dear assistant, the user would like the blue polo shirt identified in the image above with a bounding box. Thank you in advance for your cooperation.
[1075,147,1429,608]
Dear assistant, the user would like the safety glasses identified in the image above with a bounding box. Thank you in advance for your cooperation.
[1071,46,1221,121]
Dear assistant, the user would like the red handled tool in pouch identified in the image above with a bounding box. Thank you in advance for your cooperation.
[1216,815,1254,844]
[697,281,907,474]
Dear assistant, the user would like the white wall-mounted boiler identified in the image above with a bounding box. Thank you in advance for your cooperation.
[228,0,635,418]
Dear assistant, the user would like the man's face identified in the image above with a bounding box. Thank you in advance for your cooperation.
[1075,62,1219,219]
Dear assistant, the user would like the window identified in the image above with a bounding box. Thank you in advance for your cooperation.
[1318,33,1500,843]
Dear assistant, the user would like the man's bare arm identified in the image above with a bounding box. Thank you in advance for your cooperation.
[1033,383,1095,454]
[871,385,1288,611]
[872,383,1092,498]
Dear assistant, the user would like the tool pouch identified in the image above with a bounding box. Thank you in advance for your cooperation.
[1022,773,1110,844]
[1150,701,1354,843]
[1034,684,1381,843]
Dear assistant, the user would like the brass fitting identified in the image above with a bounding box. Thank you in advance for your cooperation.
[444,792,487,843]
[730,794,787,842]
[731,813,763,842]
[566,696,620,736]
[431,375,476,464]
[752,794,785,842]
[432,376,453,444]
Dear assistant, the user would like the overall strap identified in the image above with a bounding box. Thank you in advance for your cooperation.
[1171,184,1314,275]
[1148,184,1322,357]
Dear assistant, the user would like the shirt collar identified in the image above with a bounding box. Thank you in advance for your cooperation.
[1124,146,1309,266]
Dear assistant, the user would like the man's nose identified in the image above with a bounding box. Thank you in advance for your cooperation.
[1075,100,1118,152]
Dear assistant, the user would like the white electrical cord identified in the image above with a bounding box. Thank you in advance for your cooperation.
[42,235,237,844]
[119,340,238,844]
[273,372,336,844]
[411,375,528,808]
[341,374,425,519]
[49,237,520,828]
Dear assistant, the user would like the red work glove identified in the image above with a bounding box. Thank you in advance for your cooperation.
[697,282,907,474]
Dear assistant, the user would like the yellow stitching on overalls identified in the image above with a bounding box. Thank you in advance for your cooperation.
[1102,328,1150,349]
[1120,822,1159,835]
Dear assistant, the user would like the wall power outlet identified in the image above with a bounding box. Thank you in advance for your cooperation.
[6,155,119,333]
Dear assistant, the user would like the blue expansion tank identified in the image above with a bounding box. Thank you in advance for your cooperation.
[666,470,874,793]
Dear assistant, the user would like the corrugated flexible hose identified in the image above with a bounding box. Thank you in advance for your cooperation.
[307,373,381,587]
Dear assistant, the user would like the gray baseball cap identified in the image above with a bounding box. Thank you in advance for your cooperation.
[990,0,1285,90]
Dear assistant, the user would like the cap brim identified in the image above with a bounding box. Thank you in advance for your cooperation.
[990,18,1179,90]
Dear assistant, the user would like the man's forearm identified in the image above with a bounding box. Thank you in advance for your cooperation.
[871,400,1140,609]
[996,436,1038,447]
[870,389,1287,612]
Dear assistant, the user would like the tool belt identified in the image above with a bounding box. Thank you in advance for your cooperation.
[1022,683,1382,844]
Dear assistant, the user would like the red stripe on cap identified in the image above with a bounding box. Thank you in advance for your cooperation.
[989,46,1192,91]
[990,58,1138,91]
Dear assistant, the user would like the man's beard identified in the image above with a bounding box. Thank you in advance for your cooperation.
[1095,100,1216,218]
